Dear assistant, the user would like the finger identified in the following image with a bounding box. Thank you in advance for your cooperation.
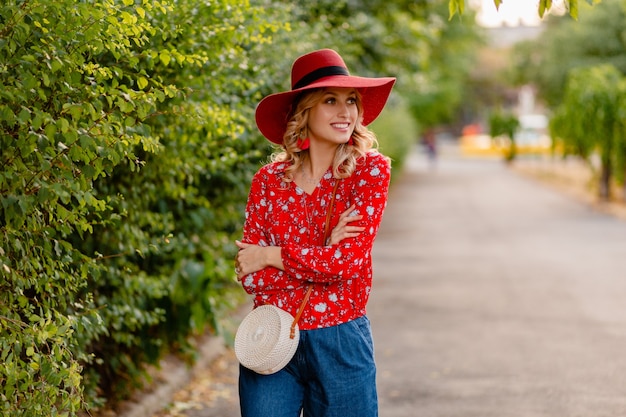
[345,214,363,224]
[236,240,255,250]
[339,215,362,229]
[339,213,359,226]
[340,204,356,218]
[235,263,246,280]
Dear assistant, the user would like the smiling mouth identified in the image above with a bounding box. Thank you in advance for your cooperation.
[332,123,350,129]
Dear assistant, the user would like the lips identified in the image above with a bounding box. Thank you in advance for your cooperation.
[331,123,350,129]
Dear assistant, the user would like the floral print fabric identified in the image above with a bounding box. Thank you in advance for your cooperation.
[240,151,390,330]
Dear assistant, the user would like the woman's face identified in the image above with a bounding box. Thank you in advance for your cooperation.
[306,88,359,147]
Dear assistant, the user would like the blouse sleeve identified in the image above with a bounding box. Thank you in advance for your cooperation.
[239,168,302,295]
[281,153,391,283]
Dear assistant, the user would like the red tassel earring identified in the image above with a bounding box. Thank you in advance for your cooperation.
[297,137,310,150]
[297,130,310,150]
[347,136,354,146]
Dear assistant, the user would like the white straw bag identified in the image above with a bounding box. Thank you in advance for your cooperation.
[234,303,303,375]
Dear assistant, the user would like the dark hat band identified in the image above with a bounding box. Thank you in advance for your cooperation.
[292,66,350,90]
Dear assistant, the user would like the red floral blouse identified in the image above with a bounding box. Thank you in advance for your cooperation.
[240,151,391,330]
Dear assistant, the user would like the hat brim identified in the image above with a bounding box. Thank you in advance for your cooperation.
[255,75,396,144]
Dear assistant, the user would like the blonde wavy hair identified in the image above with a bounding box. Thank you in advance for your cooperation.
[271,88,387,182]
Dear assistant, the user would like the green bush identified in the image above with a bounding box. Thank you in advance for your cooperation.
[77,0,281,403]
[370,99,419,174]
[0,0,174,413]
[0,0,284,413]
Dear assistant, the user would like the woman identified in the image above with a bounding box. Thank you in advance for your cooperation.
[234,48,395,417]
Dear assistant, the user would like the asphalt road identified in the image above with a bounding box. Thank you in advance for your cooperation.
[370,143,626,417]
[154,143,626,417]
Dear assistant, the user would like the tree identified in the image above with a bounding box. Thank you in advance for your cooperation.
[489,110,520,162]
[404,1,483,130]
[550,64,626,200]
[511,0,626,107]
[507,0,626,201]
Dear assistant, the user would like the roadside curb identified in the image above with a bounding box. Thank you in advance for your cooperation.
[113,301,252,417]
[511,157,626,222]
[116,335,227,417]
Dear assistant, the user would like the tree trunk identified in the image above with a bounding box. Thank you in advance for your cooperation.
[623,168,626,202]
[599,157,611,201]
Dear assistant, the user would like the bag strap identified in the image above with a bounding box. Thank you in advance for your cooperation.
[290,285,313,339]
[290,179,340,339]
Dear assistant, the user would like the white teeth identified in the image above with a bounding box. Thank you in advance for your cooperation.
[333,123,349,128]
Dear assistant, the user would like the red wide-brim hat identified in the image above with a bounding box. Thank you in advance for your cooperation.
[255,49,396,144]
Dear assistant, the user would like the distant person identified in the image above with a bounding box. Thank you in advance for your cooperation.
[422,128,437,168]
[234,48,396,417]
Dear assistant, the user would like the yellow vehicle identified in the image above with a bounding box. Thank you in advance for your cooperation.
[461,114,552,157]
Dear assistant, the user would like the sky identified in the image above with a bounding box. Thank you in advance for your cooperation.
[473,0,560,27]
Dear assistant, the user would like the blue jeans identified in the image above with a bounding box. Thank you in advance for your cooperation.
[239,315,378,417]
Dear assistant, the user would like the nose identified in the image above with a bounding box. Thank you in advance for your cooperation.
[337,102,350,117]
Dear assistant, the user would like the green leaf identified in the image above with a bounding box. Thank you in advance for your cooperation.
[539,0,547,17]
[569,0,579,19]
[67,105,83,121]
[137,76,148,90]
[45,123,57,140]
[448,0,458,19]
[51,58,63,73]
[18,107,31,124]
[124,116,136,127]
[0,105,16,125]
[159,50,171,66]
[32,112,44,130]
[57,117,70,133]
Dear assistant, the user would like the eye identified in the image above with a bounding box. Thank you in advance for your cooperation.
[324,97,337,104]
[347,97,357,105]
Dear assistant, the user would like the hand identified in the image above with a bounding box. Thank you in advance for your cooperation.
[326,204,365,246]
[234,241,283,280]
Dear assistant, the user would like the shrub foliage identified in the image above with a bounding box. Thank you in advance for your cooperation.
[0,0,280,413]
